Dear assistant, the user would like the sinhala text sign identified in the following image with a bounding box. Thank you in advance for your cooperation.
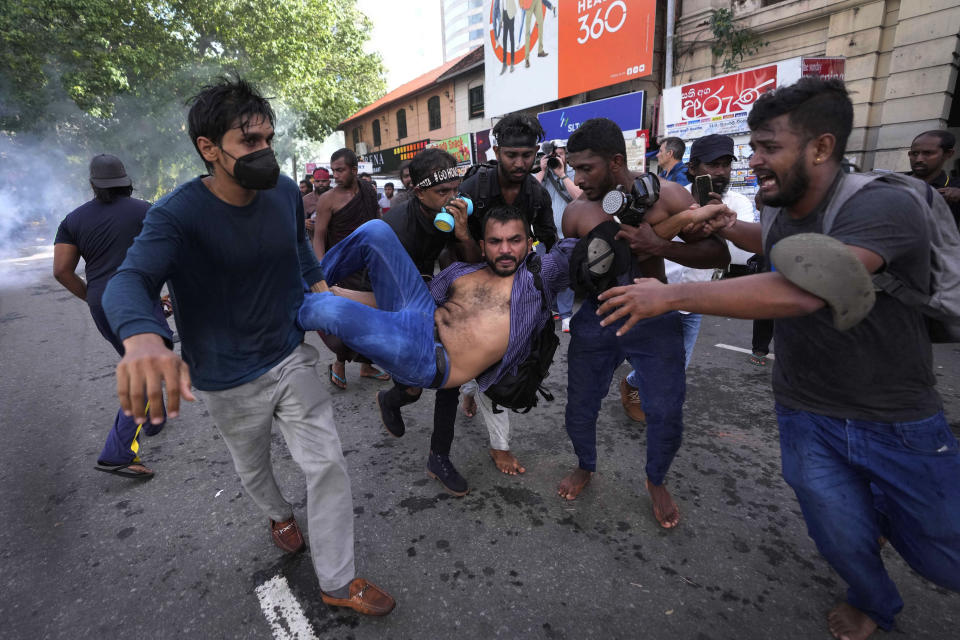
[484,0,656,117]
[661,59,806,140]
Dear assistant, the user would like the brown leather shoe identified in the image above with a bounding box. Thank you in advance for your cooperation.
[321,578,395,616]
[619,377,646,423]
[270,517,305,553]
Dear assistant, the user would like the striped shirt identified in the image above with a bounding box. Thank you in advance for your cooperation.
[429,238,576,391]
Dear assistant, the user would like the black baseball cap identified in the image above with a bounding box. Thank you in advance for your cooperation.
[89,154,132,188]
[690,134,735,163]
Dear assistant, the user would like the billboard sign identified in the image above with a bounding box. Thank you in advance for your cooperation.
[484,0,656,116]
[661,59,805,140]
[538,91,644,141]
[427,133,474,166]
[361,139,429,174]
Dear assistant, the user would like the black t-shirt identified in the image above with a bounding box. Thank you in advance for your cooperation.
[930,171,960,228]
[764,175,941,422]
[54,196,151,296]
[381,196,459,275]
[460,166,557,249]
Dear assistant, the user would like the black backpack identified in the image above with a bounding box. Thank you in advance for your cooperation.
[482,254,559,413]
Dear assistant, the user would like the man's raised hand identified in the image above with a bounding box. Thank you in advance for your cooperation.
[116,333,195,424]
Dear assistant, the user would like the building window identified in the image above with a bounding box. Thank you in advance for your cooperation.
[468,13,482,25]
[469,28,483,41]
[470,0,482,7]
[468,85,484,119]
[372,119,381,147]
[428,96,441,130]
[396,109,407,140]
[761,0,788,5]
[352,127,360,147]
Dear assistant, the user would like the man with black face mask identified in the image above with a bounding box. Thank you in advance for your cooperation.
[103,78,395,617]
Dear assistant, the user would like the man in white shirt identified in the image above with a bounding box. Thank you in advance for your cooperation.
[621,134,755,420]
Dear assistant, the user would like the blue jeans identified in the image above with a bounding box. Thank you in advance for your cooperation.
[297,220,448,389]
[777,404,960,629]
[565,300,686,485]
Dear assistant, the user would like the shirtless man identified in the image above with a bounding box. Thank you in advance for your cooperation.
[312,148,389,386]
[557,117,732,529]
[297,206,580,489]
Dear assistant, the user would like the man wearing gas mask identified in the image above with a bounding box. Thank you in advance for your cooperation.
[556,118,732,531]
[103,78,396,616]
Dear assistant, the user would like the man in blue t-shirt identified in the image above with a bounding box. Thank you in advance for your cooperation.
[54,154,171,479]
[102,79,394,616]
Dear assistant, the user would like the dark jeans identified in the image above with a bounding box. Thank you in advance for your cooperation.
[565,300,686,485]
[88,294,168,465]
[777,404,960,629]
[752,318,773,355]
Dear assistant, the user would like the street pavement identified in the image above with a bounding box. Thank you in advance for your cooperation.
[2,249,959,640]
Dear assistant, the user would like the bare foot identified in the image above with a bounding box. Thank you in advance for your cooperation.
[489,449,525,475]
[359,364,390,381]
[828,603,878,640]
[557,468,592,500]
[646,479,680,528]
[460,394,477,418]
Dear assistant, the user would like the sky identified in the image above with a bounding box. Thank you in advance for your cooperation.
[355,0,445,92]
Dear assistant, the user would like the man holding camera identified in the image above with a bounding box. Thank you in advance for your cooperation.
[557,118,731,532]
[535,139,582,332]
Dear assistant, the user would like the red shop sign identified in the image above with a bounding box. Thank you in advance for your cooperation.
[680,65,778,120]
[802,57,845,81]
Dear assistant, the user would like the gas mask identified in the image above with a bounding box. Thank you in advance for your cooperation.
[600,173,661,226]
[222,147,280,190]
[434,194,474,232]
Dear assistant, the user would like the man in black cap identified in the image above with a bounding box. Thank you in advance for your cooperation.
[621,134,756,417]
[53,154,171,479]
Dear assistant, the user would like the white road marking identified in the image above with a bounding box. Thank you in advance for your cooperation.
[215,489,223,497]
[255,574,319,640]
[714,343,775,360]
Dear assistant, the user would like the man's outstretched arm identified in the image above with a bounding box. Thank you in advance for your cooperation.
[103,209,193,423]
[595,244,884,336]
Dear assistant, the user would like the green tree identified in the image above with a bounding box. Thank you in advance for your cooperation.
[0,0,384,196]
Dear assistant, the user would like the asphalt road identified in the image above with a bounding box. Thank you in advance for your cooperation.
[2,249,959,640]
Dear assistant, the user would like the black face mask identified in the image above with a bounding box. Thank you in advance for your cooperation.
[221,147,280,190]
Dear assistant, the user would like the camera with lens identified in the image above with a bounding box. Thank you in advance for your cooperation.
[541,141,562,171]
[601,174,661,227]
